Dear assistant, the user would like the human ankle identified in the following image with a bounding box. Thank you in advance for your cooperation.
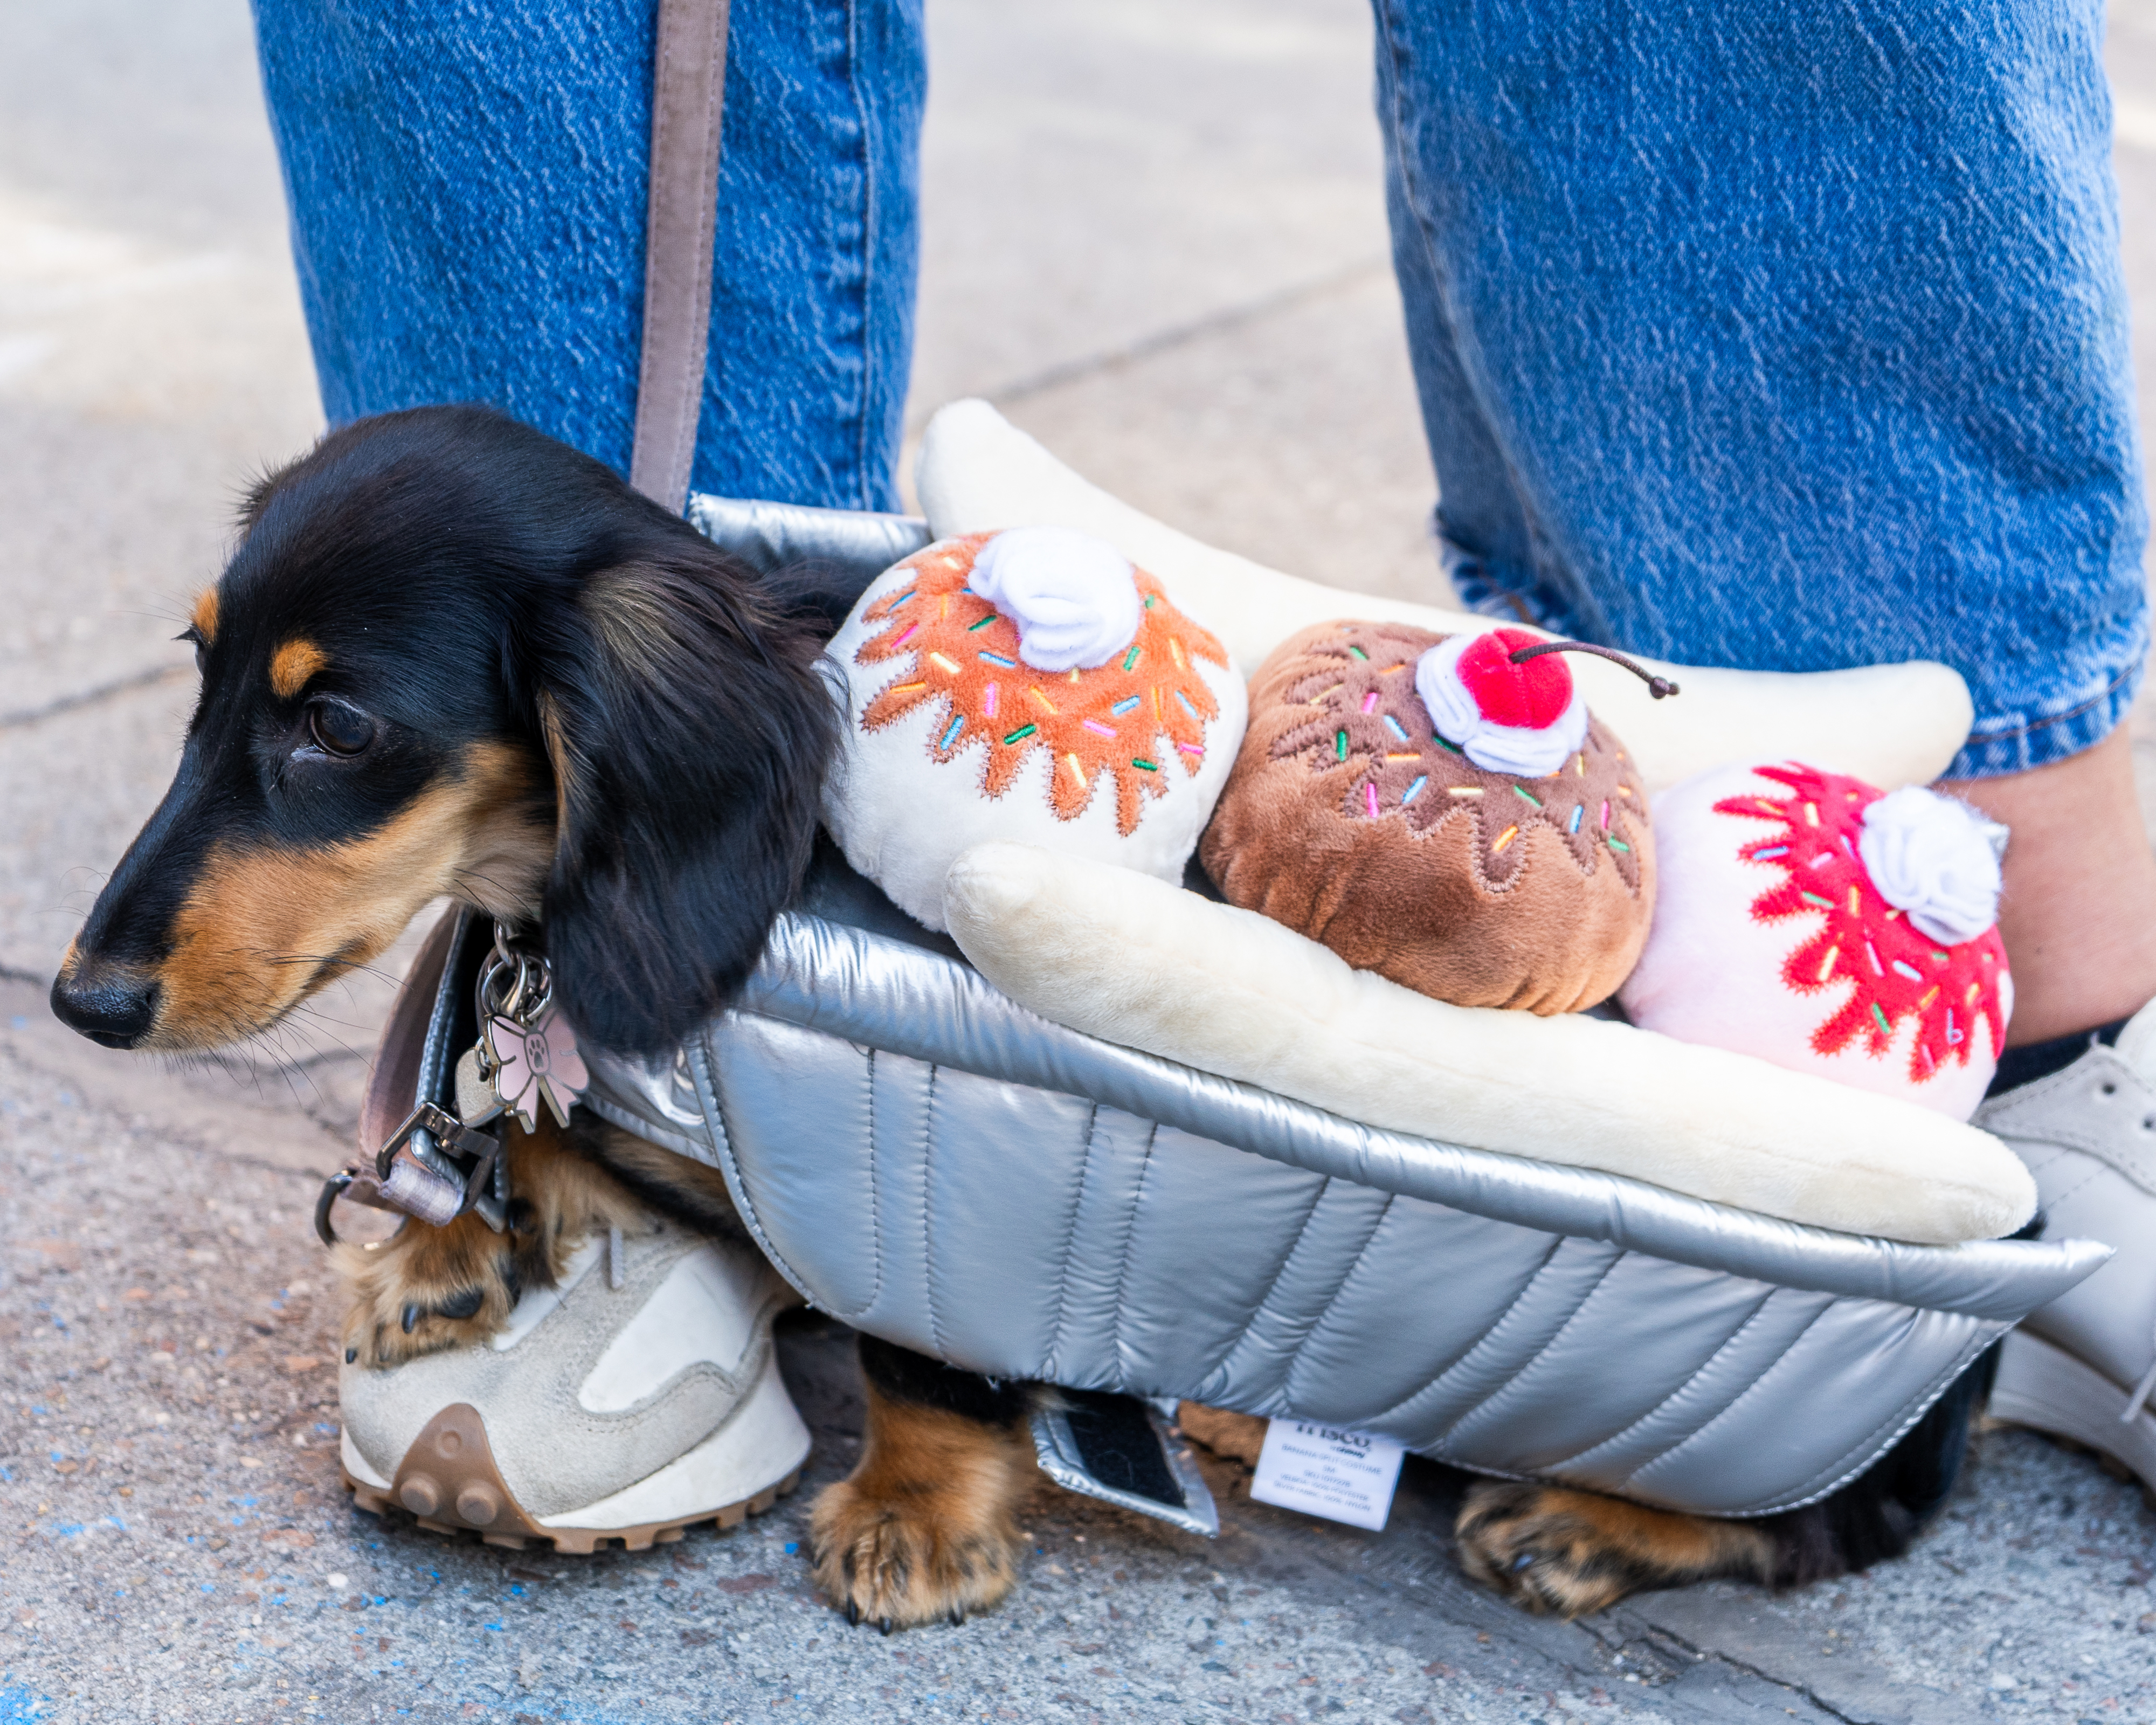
[1942,729,2156,1046]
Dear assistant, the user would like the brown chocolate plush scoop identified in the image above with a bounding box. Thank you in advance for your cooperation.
[1198,620,1656,1013]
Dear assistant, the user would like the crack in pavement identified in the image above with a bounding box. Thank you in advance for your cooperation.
[0,659,190,731]
[1597,1614,1880,1724]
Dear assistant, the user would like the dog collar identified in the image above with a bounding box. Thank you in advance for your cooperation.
[315,918,585,1244]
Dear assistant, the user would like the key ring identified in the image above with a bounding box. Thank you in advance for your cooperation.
[479,923,554,1026]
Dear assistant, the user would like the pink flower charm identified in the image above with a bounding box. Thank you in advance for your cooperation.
[486,1008,590,1133]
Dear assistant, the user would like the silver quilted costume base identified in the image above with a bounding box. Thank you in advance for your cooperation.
[578,848,2107,1521]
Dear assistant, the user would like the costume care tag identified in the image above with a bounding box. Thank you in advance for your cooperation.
[1249,1419,1405,1531]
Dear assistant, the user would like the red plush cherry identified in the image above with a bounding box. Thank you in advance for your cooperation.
[1452,626,1575,732]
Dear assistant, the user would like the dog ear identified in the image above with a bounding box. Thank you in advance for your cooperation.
[528,552,840,1055]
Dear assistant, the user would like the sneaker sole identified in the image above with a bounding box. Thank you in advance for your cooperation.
[1991,1328,2156,1491]
[341,1363,811,1554]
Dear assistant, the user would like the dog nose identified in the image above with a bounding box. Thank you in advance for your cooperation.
[50,963,159,1048]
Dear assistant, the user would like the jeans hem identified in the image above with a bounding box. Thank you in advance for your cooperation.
[1438,523,1601,639]
[1947,654,2146,780]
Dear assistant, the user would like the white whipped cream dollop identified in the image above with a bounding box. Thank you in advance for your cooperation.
[970,527,1142,672]
[1856,785,2003,945]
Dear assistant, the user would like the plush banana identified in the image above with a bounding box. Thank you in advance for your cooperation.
[942,841,2034,1245]
[914,400,1974,798]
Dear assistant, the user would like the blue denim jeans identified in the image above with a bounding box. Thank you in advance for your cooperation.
[251,0,923,512]
[1373,0,2148,778]
[253,0,2144,778]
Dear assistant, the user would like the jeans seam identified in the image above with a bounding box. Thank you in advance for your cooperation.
[1371,0,1607,644]
[1964,660,2140,746]
[845,0,875,509]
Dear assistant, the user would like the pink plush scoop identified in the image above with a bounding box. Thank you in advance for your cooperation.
[1617,760,2011,1120]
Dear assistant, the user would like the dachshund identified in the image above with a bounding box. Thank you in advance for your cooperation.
[51,403,1995,1627]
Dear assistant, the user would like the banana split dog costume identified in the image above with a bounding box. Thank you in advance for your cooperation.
[323,405,2104,1622]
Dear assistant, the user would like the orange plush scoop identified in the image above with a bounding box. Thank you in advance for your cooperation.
[821,529,1249,932]
[1199,620,1657,1014]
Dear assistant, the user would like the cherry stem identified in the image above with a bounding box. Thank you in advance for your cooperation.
[1508,639,1681,700]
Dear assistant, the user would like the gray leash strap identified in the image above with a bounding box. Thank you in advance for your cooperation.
[629,0,731,512]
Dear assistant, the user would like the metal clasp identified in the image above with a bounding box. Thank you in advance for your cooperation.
[314,1101,506,1246]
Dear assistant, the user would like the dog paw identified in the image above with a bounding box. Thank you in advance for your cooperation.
[337,1206,527,1367]
[335,1115,641,1368]
[1455,1481,1772,1618]
[808,1473,1021,1631]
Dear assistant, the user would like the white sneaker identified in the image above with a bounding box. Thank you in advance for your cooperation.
[338,1217,810,1552]
[1977,998,2156,1486]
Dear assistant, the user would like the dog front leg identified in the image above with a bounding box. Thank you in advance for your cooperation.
[809,1335,1038,1631]
[336,1114,641,1367]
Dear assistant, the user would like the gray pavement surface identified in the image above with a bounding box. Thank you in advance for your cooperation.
[4,1,2156,1721]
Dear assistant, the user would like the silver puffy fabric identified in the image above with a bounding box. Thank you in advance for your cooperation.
[578,850,2107,1520]
[568,494,2109,1519]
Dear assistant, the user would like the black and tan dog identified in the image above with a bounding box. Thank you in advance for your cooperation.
[52,404,1991,1626]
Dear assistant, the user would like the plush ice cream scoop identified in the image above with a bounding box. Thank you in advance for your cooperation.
[1618,761,2011,1119]
[823,527,1248,932]
[1200,621,1663,1013]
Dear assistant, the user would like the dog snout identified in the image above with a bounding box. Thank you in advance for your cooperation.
[50,959,160,1048]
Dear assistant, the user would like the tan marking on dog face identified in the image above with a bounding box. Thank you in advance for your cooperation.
[190,588,219,646]
[143,741,554,1051]
[269,639,328,700]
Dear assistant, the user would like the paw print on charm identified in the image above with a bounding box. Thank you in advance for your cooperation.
[485,1009,589,1133]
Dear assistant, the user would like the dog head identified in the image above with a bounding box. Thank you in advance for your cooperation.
[50,405,839,1057]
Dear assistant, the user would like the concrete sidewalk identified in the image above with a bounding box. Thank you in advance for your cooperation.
[2,1,2154,1720]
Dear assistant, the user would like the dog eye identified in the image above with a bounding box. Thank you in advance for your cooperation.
[307,700,377,757]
